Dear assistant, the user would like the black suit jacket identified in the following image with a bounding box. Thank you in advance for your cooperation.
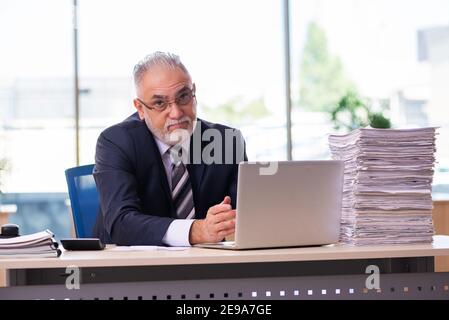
[93,113,246,245]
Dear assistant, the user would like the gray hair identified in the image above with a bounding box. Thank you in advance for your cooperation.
[133,51,190,88]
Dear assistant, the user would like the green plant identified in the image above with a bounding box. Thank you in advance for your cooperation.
[368,112,391,129]
[330,91,391,131]
[299,21,355,112]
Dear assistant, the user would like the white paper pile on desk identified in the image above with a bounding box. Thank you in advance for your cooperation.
[0,230,61,258]
[329,127,436,245]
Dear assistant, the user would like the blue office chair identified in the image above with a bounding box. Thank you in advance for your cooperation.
[65,164,99,238]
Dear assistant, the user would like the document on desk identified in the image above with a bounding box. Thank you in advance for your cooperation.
[0,229,61,258]
[107,246,188,252]
[329,127,437,245]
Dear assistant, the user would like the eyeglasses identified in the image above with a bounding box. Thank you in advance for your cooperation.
[137,87,196,112]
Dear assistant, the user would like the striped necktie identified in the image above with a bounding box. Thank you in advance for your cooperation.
[170,148,195,219]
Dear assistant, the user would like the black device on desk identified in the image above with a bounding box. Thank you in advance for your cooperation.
[60,238,105,251]
[0,223,20,238]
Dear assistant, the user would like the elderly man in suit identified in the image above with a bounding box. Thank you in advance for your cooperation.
[93,52,246,246]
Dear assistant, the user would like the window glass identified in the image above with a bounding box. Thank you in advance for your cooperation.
[0,0,74,237]
[291,0,449,198]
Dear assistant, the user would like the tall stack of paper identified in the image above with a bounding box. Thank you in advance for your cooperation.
[0,230,61,258]
[328,127,436,245]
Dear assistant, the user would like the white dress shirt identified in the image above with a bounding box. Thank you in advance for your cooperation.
[154,137,195,247]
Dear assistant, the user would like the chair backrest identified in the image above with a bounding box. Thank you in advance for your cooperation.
[65,164,99,238]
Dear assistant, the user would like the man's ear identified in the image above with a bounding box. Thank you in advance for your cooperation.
[133,99,145,120]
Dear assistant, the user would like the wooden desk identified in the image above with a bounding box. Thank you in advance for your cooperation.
[1,236,449,300]
[0,205,16,288]
[433,200,449,271]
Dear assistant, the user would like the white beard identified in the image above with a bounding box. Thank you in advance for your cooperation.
[144,115,196,146]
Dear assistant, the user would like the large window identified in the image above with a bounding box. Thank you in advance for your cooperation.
[77,0,286,163]
[291,0,449,198]
[0,0,75,237]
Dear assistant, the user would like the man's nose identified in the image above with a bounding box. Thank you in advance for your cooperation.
[168,103,183,118]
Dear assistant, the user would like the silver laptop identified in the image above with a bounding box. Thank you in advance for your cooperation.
[195,161,344,250]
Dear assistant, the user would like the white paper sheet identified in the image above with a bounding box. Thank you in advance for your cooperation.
[107,245,189,252]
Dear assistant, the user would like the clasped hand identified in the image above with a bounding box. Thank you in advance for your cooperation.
[189,196,235,244]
